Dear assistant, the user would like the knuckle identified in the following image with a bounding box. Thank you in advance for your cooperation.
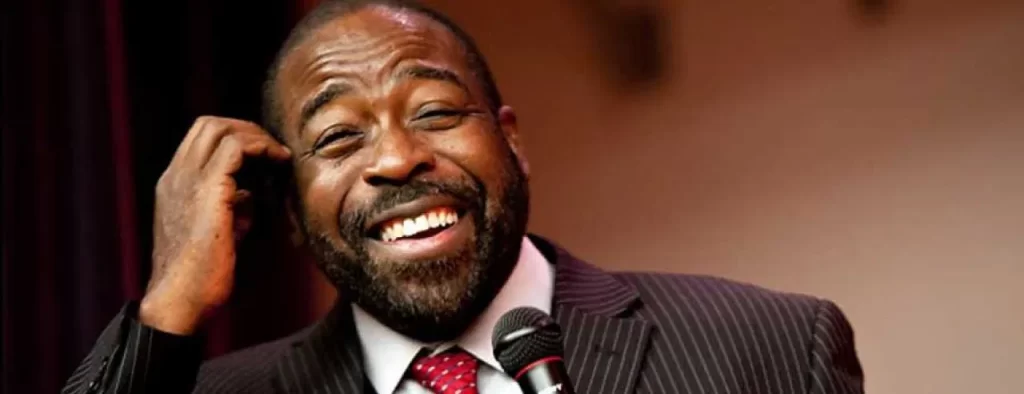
[197,116,231,134]
[194,115,219,125]
[191,116,213,131]
[249,139,269,150]
[219,134,242,151]
[156,171,172,190]
[210,122,232,135]
[220,176,237,189]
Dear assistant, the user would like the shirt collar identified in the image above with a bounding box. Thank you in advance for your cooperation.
[352,237,554,394]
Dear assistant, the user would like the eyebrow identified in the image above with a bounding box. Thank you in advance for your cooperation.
[298,82,353,134]
[393,65,468,92]
[295,66,467,134]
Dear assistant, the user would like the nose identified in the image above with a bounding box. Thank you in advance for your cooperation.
[362,127,436,185]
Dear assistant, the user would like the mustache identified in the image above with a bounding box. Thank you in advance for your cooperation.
[339,179,483,236]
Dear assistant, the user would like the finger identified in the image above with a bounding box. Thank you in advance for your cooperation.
[213,119,291,160]
[238,131,291,161]
[185,118,244,168]
[168,116,213,168]
[217,132,291,167]
[204,132,291,176]
[213,118,288,155]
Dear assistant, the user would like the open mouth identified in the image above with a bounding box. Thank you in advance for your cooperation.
[364,194,470,240]
[363,195,474,260]
[376,206,463,242]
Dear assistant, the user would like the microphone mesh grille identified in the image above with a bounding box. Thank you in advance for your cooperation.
[491,307,564,374]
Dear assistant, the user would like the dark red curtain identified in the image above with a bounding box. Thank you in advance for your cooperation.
[2,1,325,392]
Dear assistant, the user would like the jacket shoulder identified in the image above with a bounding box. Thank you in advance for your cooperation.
[615,271,834,338]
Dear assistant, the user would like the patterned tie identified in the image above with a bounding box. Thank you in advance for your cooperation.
[409,348,480,394]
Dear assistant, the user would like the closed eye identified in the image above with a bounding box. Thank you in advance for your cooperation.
[415,109,464,120]
[412,108,468,131]
[315,128,361,150]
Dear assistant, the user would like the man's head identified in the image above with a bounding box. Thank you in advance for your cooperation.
[262,0,530,342]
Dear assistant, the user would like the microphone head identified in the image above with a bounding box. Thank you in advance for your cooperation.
[491,306,565,376]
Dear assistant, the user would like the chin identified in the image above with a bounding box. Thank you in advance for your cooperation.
[390,265,476,314]
[310,193,527,341]
[323,243,515,342]
[367,282,483,342]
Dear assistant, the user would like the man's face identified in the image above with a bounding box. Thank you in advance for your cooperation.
[274,6,530,341]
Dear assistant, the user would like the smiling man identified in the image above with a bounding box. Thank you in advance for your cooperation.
[62,1,864,393]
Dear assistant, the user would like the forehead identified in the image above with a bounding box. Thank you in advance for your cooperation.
[279,6,468,88]
[272,6,474,137]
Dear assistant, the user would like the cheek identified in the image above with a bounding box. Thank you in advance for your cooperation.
[436,128,515,194]
[295,160,361,236]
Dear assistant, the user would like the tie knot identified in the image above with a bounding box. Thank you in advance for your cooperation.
[410,348,479,394]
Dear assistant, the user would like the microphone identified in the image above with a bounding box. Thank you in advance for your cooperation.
[492,307,576,394]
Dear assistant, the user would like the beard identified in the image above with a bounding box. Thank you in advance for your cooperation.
[300,149,530,342]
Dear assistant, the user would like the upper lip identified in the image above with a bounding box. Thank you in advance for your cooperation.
[363,194,467,235]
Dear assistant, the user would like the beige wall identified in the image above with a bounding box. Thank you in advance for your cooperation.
[419,0,1024,393]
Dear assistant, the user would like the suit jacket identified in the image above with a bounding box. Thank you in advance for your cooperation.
[62,235,864,394]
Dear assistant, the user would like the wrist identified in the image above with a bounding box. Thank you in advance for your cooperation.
[139,292,205,335]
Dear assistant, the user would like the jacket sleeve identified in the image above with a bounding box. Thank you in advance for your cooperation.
[806,301,865,394]
[61,302,205,394]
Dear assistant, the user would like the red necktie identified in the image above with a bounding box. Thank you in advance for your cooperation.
[409,348,480,394]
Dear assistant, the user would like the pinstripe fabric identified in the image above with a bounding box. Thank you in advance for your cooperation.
[613,271,863,394]
[62,304,125,394]
[535,236,862,394]
[61,234,863,393]
[61,303,204,394]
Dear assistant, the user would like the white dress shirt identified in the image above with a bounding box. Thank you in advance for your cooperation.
[352,237,555,394]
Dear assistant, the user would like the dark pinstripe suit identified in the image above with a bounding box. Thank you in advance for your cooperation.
[63,235,864,393]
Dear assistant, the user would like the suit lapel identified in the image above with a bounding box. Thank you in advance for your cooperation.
[274,302,369,394]
[532,235,653,394]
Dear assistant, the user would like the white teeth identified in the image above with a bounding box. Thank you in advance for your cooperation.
[381,208,459,241]
[402,218,416,237]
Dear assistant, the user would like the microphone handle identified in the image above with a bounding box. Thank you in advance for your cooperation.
[515,358,576,394]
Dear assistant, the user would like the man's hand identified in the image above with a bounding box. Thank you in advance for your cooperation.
[139,116,291,335]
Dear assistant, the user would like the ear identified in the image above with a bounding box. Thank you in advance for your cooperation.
[498,105,529,178]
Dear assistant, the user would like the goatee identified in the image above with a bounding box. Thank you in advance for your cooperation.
[301,152,529,342]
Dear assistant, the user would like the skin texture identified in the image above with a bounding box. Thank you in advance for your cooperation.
[142,118,292,334]
[140,5,531,342]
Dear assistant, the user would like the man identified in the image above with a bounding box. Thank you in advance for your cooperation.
[62,0,864,393]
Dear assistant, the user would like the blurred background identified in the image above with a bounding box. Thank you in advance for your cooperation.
[3,0,1022,393]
